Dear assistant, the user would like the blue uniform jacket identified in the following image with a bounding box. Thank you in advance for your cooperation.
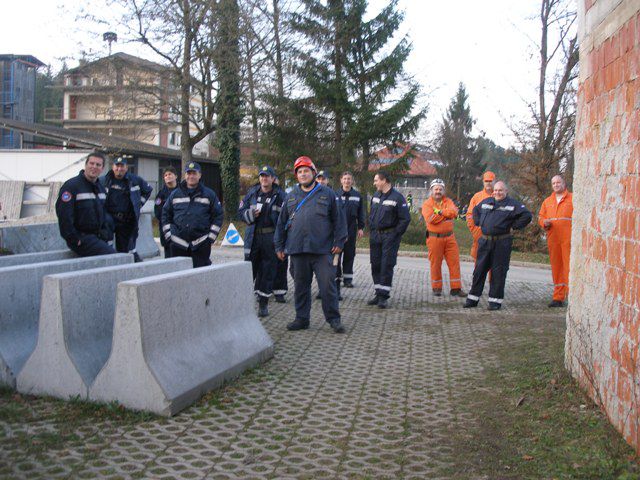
[274,183,347,255]
[369,188,411,236]
[238,183,286,261]
[154,184,178,222]
[161,180,224,251]
[338,188,366,232]
[101,170,153,221]
[55,170,113,246]
[472,196,532,235]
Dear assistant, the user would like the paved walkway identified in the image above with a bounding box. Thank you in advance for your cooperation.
[0,250,564,479]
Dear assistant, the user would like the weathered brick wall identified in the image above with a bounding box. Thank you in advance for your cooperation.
[566,0,640,452]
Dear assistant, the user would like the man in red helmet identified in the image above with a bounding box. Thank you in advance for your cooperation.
[275,156,348,333]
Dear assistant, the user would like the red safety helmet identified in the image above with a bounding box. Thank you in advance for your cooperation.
[293,156,316,174]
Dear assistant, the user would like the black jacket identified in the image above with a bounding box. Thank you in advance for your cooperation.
[338,187,366,232]
[369,188,411,236]
[238,183,286,260]
[101,171,153,221]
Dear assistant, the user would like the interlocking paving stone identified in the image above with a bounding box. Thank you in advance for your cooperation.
[0,254,562,479]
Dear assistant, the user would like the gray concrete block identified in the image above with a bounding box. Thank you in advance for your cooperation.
[90,261,274,416]
[0,222,67,254]
[0,249,76,268]
[0,254,133,388]
[17,258,192,399]
[136,213,160,259]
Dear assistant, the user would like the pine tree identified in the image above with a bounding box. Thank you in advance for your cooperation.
[289,0,423,169]
[436,83,483,203]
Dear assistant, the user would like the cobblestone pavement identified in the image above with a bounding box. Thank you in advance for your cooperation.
[0,252,564,479]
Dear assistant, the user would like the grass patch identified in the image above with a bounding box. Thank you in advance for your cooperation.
[447,320,639,479]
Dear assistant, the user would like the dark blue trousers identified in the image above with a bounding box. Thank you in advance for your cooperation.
[467,237,513,306]
[249,232,278,297]
[273,255,289,296]
[370,231,401,298]
[171,243,212,268]
[290,253,340,325]
[341,224,358,284]
[114,220,138,255]
[69,234,116,257]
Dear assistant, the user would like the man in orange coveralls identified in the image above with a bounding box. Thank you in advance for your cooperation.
[467,171,495,261]
[421,178,466,297]
[538,175,573,307]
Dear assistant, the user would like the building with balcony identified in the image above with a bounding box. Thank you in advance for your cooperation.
[0,54,45,148]
[46,52,208,156]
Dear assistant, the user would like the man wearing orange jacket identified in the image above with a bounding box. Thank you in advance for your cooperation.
[467,171,495,261]
[421,178,465,297]
[538,175,573,307]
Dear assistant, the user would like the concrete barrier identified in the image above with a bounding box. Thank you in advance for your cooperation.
[90,261,274,416]
[136,213,160,259]
[0,254,133,388]
[0,214,158,258]
[0,222,67,254]
[17,258,192,399]
[0,249,76,268]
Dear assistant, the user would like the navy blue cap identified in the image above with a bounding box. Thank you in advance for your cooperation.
[259,165,276,177]
[184,161,202,173]
[317,170,329,179]
[113,157,127,165]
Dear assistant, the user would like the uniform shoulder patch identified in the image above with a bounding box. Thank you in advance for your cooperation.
[61,191,72,202]
[155,198,162,205]
[239,199,244,208]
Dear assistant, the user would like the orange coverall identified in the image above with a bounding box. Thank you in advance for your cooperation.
[421,197,462,290]
[466,189,492,260]
[538,191,573,301]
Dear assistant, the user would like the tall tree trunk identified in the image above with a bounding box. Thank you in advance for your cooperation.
[216,0,242,219]
[180,0,194,171]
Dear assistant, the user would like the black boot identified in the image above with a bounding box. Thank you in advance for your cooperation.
[463,299,478,308]
[258,297,269,317]
[336,281,343,301]
[343,279,354,288]
[450,288,466,297]
[329,319,346,333]
[275,294,286,303]
[367,295,379,306]
[487,302,502,311]
[133,252,143,263]
[548,300,564,308]
[377,297,388,309]
[287,318,310,331]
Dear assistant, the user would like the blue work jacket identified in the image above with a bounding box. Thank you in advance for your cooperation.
[274,183,347,255]
[162,180,223,251]
[238,183,286,260]
[101,170,153,222]
[472,196,532,235]
[369,188,411,236]
[55,170,112,246]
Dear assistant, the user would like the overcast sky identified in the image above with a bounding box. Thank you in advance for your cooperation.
[2,0,544,148]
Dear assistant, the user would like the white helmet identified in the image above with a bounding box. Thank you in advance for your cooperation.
[430,178,445,189]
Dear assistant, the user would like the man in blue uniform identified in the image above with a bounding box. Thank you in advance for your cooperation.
[275,156,348,333]
[56,152,116,257]
[315,170,346,301]
[368,171,411,309]
[162,162,223,268]
[239,166,286,317]
[464,181,533,310]
[338,171,365,288]
[154,166,179,258]
[102,157,153,262]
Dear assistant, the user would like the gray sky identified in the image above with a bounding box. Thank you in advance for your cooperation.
[2,0,544,147]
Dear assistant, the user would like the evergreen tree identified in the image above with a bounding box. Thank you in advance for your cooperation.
[436,83,483,203]
[289,0,423,169]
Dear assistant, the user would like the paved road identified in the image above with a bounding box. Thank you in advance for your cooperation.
[0,249,562,479]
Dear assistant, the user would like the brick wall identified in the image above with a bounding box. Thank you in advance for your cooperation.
[566,0,640,453]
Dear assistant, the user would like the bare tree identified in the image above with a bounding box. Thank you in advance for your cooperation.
[507,0,578,250]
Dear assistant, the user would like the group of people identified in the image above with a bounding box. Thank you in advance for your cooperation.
[421,170,573,311]
[56,152,223,269]
[56,151,573,334]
